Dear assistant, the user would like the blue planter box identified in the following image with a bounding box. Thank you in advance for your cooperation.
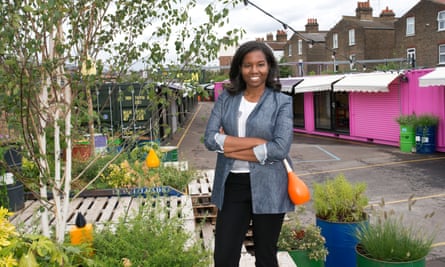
[127,186,183,198]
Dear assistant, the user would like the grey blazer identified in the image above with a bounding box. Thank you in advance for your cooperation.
[204,87,295,214]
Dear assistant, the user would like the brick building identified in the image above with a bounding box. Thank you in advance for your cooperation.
[259,30,288,60]
[283,19,328,76]
[394,0,445,68]
[218,0,445,74]
[324,1,397,73]
[218,30,288,74]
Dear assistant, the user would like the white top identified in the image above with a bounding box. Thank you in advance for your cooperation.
[231,96,257,173]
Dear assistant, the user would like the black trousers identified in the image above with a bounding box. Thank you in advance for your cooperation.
[213,172,285,267]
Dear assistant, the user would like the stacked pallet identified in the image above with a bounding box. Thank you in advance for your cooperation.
[188,169,217,224]
[187,170,257,255]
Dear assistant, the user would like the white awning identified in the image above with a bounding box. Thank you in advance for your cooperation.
[419,67,445,87]
[280,77,304,93]
[294,75,345,93]
[333,72,400,92]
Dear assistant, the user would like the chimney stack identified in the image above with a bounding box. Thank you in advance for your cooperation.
[305,18,319,33]
[379,6,395,21]
[276,30,288,42]
[356,1,373,20]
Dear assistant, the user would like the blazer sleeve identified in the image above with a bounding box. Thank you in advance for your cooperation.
[264,93,294,162]
[204,92,226,152]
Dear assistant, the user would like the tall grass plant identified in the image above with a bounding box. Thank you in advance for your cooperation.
[356,197,436,262]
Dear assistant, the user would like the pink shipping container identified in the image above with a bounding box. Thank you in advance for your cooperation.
[288,70,444,152]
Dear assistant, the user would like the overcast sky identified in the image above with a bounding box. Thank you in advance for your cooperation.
[196,0,419,66]
[222,0,420,42]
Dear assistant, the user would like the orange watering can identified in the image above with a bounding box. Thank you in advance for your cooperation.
[283,159,310,205]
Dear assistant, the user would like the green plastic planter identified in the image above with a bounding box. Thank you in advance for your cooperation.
[400,125,415,152]
[288,250,324,267]
[356,246,425,267]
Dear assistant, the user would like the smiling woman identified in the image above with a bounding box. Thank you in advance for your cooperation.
[204,41,295,267]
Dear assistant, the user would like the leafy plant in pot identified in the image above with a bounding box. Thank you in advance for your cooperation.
[414,114,440,154]
[355,196,436,266]
[313,174,368,267]
[0,147,24,212]
[395,113,417,127]
[395,113,417,152]
[278,207,328,267]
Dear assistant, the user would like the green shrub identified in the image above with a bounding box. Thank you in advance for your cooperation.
[395,114,417,126]
[313,174,368,222]
[416,114,439,127]
[395,113,440,128]
[93,200,211,266]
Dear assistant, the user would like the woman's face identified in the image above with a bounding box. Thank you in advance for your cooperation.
[241,50,269,90]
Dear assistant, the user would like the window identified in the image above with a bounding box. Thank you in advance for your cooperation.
[298,40,303,55]
[348,29,355,46]
[439,45,445,64]
[333,33,338,49]
[288,44,292,57]
[349,54,356,70]
[407,48,416,67]
[438,11,445,31]
[314,91,332,130]
[406,17,415,36]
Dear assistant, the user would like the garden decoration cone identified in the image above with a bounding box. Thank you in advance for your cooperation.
[145,148,160,168]
[283,159,310,205]
[70,212,93,246]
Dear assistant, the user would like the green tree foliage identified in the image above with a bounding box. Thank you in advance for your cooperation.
[0,0,244,242]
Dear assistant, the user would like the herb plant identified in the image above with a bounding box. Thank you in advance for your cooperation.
[313,174,368,222]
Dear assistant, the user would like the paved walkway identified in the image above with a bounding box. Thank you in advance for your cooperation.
[167,101,445,267]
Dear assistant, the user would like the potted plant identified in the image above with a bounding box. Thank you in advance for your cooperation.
[0,147,24,212]
[415,114,440,154]
[278,207,328,267]
[395,114,417,152]
[355,196,435,267]
[313,174,368,267]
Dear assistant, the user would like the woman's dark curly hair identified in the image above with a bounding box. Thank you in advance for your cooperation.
[226,41,281,95]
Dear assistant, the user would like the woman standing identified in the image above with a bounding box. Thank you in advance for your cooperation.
[204,41,295,267]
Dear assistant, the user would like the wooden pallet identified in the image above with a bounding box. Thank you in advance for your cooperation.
[187,169,214,195]
[10,195,195,235]
[188,169,218,224]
